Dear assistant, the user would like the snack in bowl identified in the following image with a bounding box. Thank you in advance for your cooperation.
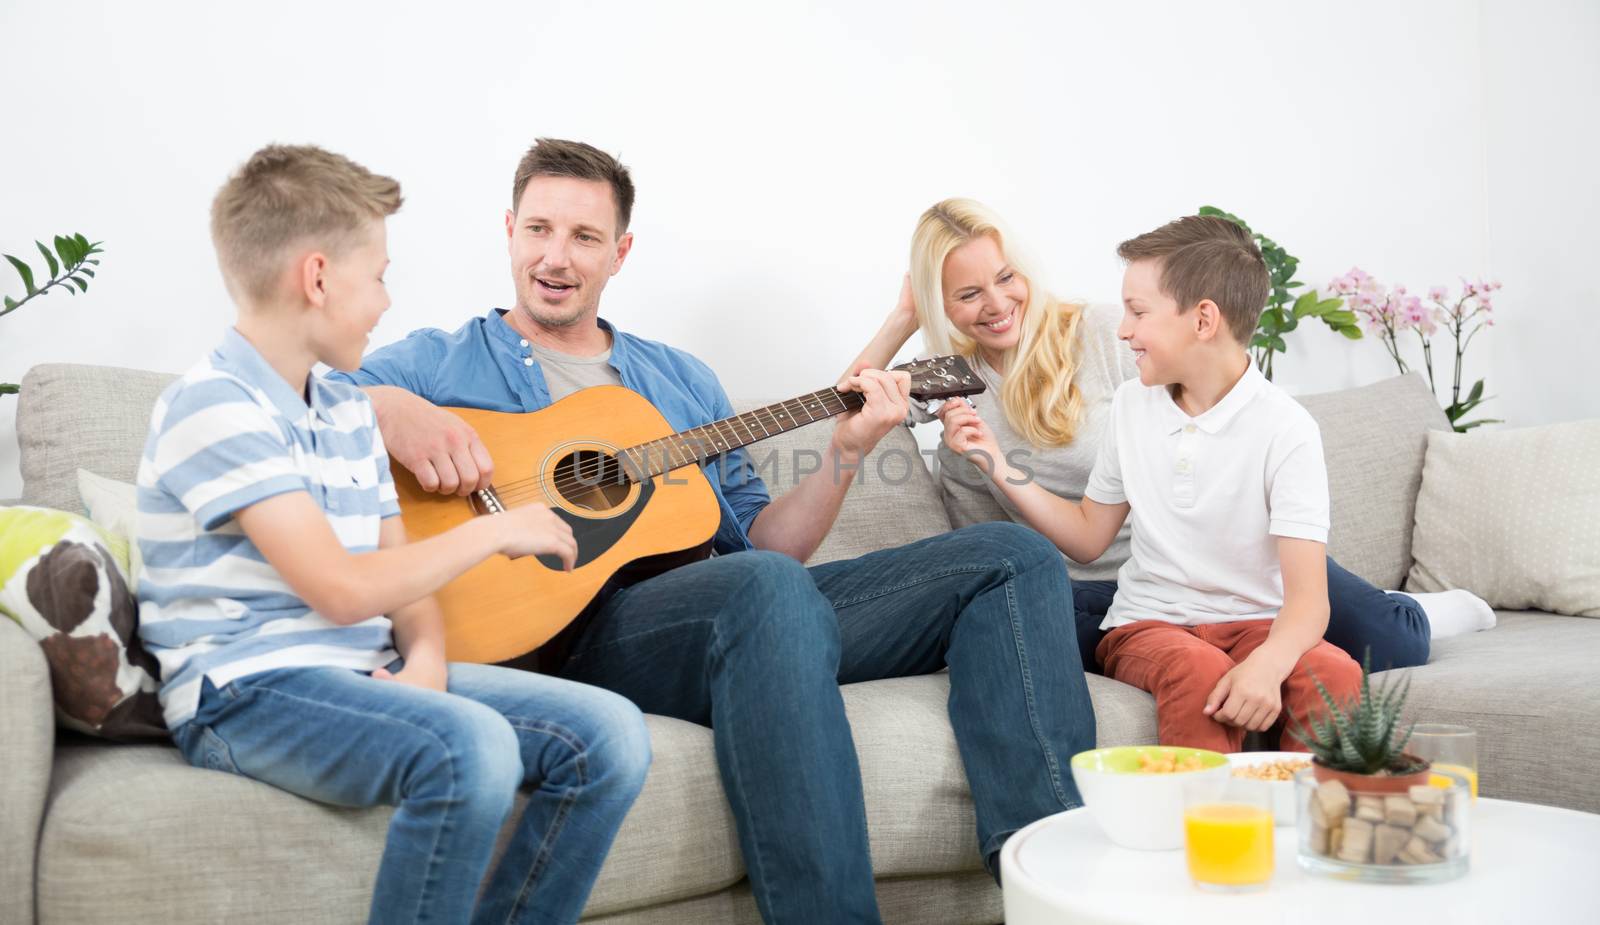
[1226,752,1309,825]
[1070,746,1230,850]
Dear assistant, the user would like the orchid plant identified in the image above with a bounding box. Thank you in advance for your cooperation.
[1329,268,1501,432]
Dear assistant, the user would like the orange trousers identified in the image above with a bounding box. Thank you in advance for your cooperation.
[1095,619,1361,754]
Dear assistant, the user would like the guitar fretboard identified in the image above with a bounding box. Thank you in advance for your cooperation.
[616,388,867,480]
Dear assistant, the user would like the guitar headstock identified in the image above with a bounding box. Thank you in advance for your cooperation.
[894,355,987,402]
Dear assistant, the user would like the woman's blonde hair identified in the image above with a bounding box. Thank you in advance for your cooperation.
[909,198,1086,448]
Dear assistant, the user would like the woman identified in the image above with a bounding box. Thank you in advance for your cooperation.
[850,198,1491,673]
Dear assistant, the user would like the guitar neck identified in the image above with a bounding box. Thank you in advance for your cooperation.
[619,387,866,480]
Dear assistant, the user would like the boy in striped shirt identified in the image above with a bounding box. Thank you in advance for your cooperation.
[137,144,649,924]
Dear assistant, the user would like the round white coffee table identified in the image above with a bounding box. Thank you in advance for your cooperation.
[1001,798,1600,924]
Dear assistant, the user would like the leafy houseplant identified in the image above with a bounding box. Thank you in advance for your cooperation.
[1329,268,1501,432]
[1291,651,1430,790]
[1198,206,1362,380]
[3,234,105,395]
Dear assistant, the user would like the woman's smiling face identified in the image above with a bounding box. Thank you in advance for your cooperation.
[941,234,1029,362]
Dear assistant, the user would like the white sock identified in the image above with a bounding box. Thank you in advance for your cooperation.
[1389,589,1496,639]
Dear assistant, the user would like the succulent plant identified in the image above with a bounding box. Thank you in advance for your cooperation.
[1289,650,1427,775]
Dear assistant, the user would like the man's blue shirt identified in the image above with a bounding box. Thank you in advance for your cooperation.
[328,309,770,553]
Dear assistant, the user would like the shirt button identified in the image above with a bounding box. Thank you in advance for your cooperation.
[520,339,529,347]
[523,357,534,367]
[1184,424,1197,434]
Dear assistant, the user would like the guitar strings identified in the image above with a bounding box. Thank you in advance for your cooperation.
[443,359,968,506]
[486,391,862,503]
[482,390,867,504]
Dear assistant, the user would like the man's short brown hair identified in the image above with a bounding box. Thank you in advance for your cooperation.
[511,138,635,234]
[1116,215,1269,344]
[210,144,402,303]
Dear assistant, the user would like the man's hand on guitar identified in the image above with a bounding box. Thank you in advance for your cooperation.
[368,386,495,496]
[832,368,912,461]
[493,504,579,571]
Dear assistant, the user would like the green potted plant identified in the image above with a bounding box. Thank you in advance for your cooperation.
[1291,651,1430,794]
[3,233,104,396]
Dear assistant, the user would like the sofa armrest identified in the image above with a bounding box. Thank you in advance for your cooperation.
[0,617,53,924]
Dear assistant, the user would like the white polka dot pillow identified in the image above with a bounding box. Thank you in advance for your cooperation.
[1406,420,1600,617]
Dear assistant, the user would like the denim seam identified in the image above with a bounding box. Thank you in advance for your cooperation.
[705,572,783,920]
[826,563,992,610]
[240,682,460,919]
[1001,555,1071,808]
[563,617,716,664]
[502,719,591,922]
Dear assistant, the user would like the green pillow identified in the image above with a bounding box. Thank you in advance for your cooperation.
[0,506,166,738]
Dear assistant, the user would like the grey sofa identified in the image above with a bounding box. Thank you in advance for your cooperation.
[4,364,1595,924]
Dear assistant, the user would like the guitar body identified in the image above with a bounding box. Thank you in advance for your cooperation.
[394,386,720,664]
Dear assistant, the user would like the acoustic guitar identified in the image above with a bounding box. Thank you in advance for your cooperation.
[394,356,985,663]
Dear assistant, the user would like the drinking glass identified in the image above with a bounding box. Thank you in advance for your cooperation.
[1411,724,1478,799]
[1184,777,1275,892]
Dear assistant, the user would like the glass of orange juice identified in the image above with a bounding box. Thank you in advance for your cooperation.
[1184,778,1274,892]
[1412,724,1478,799]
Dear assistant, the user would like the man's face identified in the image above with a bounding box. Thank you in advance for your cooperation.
[505,176,632,329]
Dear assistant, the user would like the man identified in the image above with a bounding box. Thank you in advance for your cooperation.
[334,138,1095,924]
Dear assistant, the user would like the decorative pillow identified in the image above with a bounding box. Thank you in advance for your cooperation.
[1406,420,1600,617]
[0,505,167,738]
[78,467,143,591]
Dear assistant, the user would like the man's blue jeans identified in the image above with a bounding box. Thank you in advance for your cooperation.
[1071,556,1432,673]
[171,662,651,924]
[557,521,1094,924]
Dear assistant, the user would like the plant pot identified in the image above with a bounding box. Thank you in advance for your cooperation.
[1311,756,1432,794]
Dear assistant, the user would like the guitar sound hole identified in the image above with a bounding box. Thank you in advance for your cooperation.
[554,450,631,512]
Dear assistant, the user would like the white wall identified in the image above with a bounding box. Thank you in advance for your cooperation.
[2,0,1594,498]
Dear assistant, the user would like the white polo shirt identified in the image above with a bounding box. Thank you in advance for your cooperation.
[1085,363,1329,629]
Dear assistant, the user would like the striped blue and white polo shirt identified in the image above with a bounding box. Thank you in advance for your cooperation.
[136,327,401,728]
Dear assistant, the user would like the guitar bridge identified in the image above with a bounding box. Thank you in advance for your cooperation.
[471,486,507,516]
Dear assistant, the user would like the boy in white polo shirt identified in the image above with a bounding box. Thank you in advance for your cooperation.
[136,144,649,923]
[944,214,1360,752]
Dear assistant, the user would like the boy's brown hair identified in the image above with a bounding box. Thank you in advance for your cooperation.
[211,144,402,303]
[511,138,635,234]
[1116,215,1269,344]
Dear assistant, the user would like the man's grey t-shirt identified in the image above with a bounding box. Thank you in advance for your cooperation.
[531,340,623,400]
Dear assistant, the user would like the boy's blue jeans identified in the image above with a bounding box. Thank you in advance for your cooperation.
[557,522,1095,925]
[1071,556,1432,673]
[171,662,651,925]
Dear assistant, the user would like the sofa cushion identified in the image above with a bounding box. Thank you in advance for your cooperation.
[39,670,1156,922]
[1407,421,1600,617]
[1296,372,1450,589]
[40,714,739,923]
[732,403,952,565]
[18,364,177,516]
[1375,611,1600,814]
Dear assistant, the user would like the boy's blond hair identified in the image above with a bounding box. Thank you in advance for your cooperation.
[210,144,402,303]
[1116,215,1269,344]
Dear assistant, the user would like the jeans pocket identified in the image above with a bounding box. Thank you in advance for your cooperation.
[199,724,243,776]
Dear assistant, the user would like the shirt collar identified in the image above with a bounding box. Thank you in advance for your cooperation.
[216,327,335,424]
[1160,361,1265,435]
[487,308,629,371]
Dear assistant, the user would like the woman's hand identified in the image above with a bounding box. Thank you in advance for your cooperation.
[888,272,918,336]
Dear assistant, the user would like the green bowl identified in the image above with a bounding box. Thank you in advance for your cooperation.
[1071,745,1229,775]
[1070,746,1230,850]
